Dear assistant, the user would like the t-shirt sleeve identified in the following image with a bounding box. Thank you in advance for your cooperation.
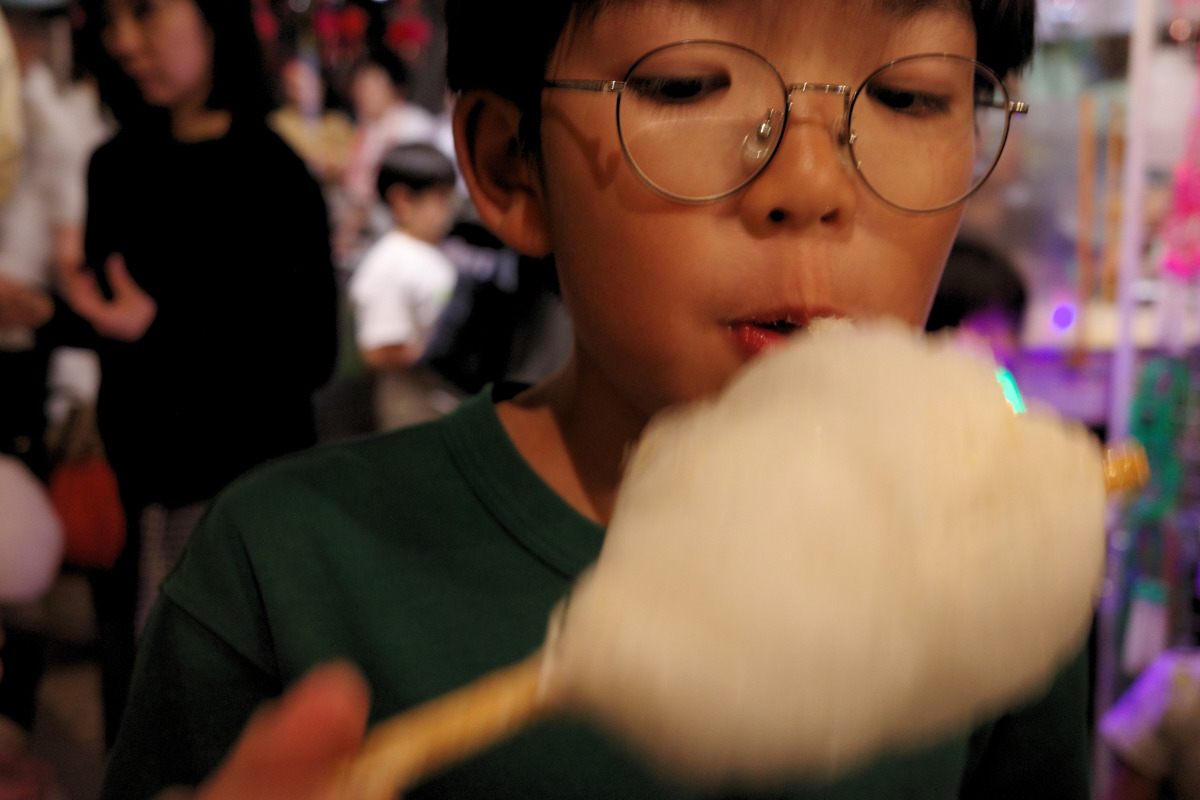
[1098,650,1182,780]
[958,645,1092,800]
[97,598,280,800]
[97,495,283,800]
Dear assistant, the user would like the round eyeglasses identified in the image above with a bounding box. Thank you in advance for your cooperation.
[543,40,1029,213]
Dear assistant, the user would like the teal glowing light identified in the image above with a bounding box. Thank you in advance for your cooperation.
[995,367,1026,414]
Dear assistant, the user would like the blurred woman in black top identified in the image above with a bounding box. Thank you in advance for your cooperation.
[68,0,338,745]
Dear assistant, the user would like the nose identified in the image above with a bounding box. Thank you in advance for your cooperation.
[102,12,140,65]
[738,97,858,233]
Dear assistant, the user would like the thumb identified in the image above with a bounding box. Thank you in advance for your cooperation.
[197,662,371,800]
[104,253,139,294]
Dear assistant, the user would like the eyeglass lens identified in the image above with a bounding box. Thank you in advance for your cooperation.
[614,42,1013,211]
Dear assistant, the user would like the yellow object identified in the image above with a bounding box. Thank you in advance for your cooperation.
[1102,440,1151,495]
[0,9,23,204]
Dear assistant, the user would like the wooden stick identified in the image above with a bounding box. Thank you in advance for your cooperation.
[335,652,551,800]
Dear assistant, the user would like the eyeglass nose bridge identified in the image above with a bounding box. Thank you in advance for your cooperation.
[780,82,855,156]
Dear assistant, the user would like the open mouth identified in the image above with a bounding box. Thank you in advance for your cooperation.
[730,315,809,356]
[753,319,801,334]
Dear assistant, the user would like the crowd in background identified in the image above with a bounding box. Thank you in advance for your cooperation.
[0,0,568,796]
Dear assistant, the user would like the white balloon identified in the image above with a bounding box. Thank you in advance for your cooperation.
[0,454,63,603]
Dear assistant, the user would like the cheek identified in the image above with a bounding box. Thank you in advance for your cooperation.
[858,212,961,324]
[159,19,212,85]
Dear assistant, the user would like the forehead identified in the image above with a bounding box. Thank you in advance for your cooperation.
[557,0,975,74]
[569,0,972,31]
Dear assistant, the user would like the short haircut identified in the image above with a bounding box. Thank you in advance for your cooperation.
[77,0,272,128]
[445,0,1038,160]
[925,239,1027,333]
[377,143,458,201]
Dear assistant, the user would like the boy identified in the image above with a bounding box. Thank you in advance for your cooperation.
[102,1,1085,799]
[336,49,439,265]
[348,142,462,429]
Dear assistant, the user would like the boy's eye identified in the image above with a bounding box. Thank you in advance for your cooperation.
[865,84,951,116]
[626,74,732,105]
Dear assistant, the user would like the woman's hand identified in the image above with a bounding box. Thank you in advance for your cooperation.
[63,253,157,342]
[162,662,371,800]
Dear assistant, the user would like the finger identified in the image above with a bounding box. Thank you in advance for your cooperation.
[247,661,371,764]
[104,253,136,293]
[197,662,370,800]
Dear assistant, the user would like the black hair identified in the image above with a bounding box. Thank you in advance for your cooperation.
[445,0,1038,159]
[0,4,70,26]
[925,238,1027,333]
[352,45,411,93]
[377,142,458,201]
[76,0,273,129]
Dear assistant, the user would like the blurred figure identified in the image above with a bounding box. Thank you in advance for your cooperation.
[348,142,460,430]
[0,454,63,800]
[1101,645,1200,800]
[269,53,353,194]
[924,237,1028,371]
[335,47,436,266]
[0,7,19,203]
[0,3,86,785]
[68,0,338,747]
[0,0,86,479]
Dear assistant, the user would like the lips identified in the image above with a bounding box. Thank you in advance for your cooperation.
[729,314,808,357]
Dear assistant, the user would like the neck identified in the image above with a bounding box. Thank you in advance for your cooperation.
[395,224,438,245]
[171,103,232,142]
[497,357,649,525]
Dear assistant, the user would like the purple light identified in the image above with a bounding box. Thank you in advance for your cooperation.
[1051,303,1076,332]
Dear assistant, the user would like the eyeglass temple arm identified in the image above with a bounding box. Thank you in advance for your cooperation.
[543,79,625,93]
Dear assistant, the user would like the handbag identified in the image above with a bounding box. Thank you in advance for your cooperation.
[46,404,125,570]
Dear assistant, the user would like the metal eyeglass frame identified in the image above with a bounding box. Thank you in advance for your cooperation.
[543,39,1030,213]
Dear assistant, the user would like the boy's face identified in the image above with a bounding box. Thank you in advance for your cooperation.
[391,185,457,244]
[480,0,979,423]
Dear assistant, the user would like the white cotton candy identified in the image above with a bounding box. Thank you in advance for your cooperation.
[541,319,1105,787]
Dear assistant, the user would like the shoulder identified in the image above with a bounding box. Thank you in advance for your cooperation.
[386,104,437,138]
[222,424,448,514]
[88,129,138,171]
[174,422,456,575]
[350,233,406,285]
[231,119,315,180]
[390,232,456,274]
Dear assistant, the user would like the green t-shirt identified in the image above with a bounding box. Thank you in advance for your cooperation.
[100,387,1091,800]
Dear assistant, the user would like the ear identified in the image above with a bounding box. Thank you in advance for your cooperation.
[453,90,552,257]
